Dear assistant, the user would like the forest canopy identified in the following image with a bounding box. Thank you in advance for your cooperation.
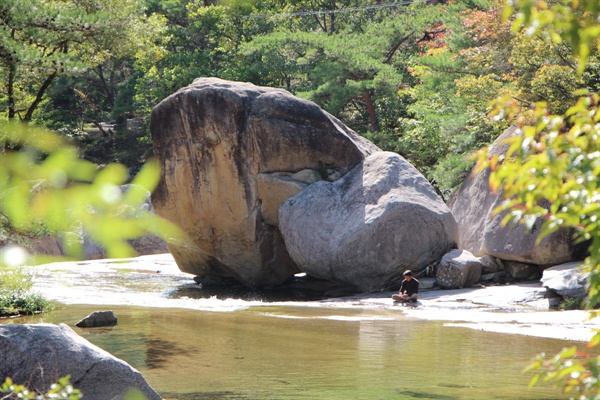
[1,0,598,195]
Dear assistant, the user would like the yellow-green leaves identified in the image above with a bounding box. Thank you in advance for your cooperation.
[480,88,599,398]
[506,0,600,74]
[0,122,180,266]
[524,346,600,397]
[1,375,82,399]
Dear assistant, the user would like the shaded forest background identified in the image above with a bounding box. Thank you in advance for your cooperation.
[2,0,598,197]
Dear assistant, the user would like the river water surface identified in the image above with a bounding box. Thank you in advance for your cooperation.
[1,255,580,399]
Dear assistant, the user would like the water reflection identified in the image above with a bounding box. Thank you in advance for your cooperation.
[167,275,349,302]
[3,304,572,400]
[398,390,457,399]
[146,339,188,369]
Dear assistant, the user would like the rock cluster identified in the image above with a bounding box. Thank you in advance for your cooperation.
[150,78,457,290]
[149,79,588,296]
[443,126,589,295]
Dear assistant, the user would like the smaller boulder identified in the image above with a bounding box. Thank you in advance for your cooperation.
[541,262,588,299]
[290,169,322,184]
[480,255,504,274]
[504,260,539,280]
[418,277,437,290]
[76,310,118,328]
[436,249,482,289]
[279,151,458,292]
[257,173,308,226]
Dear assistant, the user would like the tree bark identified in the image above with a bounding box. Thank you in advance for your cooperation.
[384,31,415,64]
[7,29,16,120]
[363,90,380,132]
[8,61,16,120]
[23,71,57,122]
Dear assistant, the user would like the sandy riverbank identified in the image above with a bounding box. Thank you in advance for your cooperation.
[29,253,600,342]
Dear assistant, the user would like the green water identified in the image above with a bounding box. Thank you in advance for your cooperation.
[5,303,572,400]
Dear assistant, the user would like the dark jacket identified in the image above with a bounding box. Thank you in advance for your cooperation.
[399,277,419,296]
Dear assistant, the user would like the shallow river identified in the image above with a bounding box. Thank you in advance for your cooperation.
[6,303,574,399]
[1,256,580,399]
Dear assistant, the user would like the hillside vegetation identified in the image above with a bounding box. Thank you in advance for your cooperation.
[3,0,596,196]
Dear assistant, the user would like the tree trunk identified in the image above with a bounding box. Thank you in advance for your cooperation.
[363,90,380,132]
[7,29,16,120]
[23,72,57,122]
[8,61,16,120]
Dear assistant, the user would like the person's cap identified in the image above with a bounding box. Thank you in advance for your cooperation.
[403,270,412,276]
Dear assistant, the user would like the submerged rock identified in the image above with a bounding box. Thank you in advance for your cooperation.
[76,310,118,328]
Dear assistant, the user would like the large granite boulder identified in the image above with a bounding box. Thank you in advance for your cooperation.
[278,151,458,292]
[0,323,160,400]
[150,78,379,287]
[449,126,587,265]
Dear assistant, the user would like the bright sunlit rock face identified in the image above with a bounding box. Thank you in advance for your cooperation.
[150,78,378,288]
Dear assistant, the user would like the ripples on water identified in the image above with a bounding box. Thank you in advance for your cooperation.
[6,303,571,400]
[2,258,575,399]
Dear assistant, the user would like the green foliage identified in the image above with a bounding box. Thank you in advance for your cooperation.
[1,376,81,399]
[524,341,600,399]
[476,1,600,397]
[431,154,474,198]
[558,297,586,311]
[0,289,53,317]
[505,0,600,74]
[397,2,513,193]
[0,217,53,317]
[413,0,597,194]
[0,262,32,292]
[0,122,181,264]
[0,0,163,122]
[240,1,442,133]
[134,0,271,113]
[0,376,148,399]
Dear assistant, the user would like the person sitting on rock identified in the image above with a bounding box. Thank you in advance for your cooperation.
[392,270,419,303]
